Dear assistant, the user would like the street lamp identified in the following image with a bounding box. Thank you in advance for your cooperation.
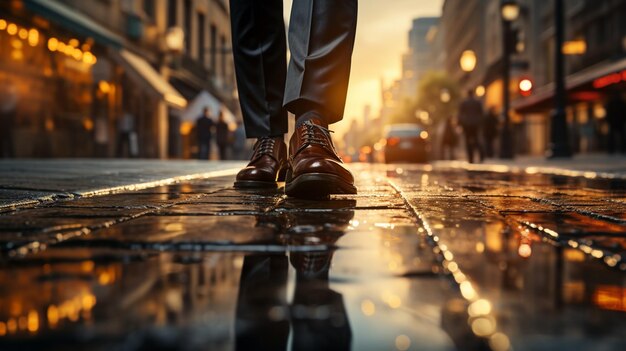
[460,50,477,73]
[499,0,519,159]
[547,0,572,158]
[165,27,185,54]
[501,1,520,21]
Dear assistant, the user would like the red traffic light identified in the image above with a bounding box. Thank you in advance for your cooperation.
[519,78,533,96]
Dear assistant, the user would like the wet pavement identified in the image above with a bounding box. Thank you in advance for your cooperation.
[0,163,625,351]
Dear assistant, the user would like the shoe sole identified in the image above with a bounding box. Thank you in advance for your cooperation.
[234,180,280,189]
[285,173,357,199]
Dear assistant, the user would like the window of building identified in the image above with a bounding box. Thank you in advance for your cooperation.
[210,24,217,76]
[167,0,178,28]
[220,35,226,80]
[143,0,155,20]
[184,0,192,54]
[197,13,206,65]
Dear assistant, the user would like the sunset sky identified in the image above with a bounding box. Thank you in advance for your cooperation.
[284,0,444,131]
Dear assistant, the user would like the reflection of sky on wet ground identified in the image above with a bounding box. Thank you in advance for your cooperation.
[0,164,625,350]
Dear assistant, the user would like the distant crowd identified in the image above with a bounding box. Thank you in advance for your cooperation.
[441,89,626,163]
[195,107,248,161]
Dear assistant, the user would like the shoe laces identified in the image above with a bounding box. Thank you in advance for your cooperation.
[301,120,334,148]
[255,137,276,157]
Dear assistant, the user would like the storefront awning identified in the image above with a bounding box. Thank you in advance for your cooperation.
[113,49,187,109]
[513,57,626,113]
[24,0,124,48]
[181,90,236,123]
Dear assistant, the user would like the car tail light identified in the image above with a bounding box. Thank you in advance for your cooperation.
[387,137,400,146]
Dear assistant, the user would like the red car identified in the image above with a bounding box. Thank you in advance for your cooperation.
[384,124,430,163]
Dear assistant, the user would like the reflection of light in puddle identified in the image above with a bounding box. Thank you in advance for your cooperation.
[7,318,17,333]
[27,310,39,333]
[375,223,395,229]
[395,334,411,350]
[460,281,477,300]
[475,242,485,253]
[471,316,496,336]
[489,332,511,351]
[165,223,184,232]
[81,260,95,272]
[388,178,512,349]
[361,299,376,316]
[591,249,604,259]
[468,299,492,317]
[47,305,60,328]
[518,243,532,258]
[381,291,402,309]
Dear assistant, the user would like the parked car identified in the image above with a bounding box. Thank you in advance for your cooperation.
[383,124,430,163]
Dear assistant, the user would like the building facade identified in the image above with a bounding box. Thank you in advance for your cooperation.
[512,0,626,155]
[440,0,487,95]
[400,17,440,100]
[0,0,237,159]
[438,0,626,157]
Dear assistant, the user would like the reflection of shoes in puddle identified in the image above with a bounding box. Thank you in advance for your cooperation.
[290,251,334,280]
[282,209,355,247]
[255,214,288,232]
[279,198,357,211]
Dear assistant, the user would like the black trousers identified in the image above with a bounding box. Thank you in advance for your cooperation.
[230,0,358,138]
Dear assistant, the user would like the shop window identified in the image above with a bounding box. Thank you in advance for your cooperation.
[143,0,155,21]
[197,13,206,65]
[210,24,217,75]
[184,0,192,54]
[220,35,226,81]
[167,0,178,28]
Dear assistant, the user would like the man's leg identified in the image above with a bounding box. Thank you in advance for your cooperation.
[230,0,287,138]
[235,255,289,351]
[465,128,475,164]
[231,0,290,189]
[198,142,206,160]
[284,0,358,125]
[282,0,358,199]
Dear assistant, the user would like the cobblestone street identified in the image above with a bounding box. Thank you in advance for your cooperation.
[0,162,625,351]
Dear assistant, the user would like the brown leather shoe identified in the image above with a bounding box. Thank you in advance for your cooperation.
[234,136,288,189]
[285,119,357,199]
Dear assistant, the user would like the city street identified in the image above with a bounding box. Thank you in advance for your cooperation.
[0,161,624,351]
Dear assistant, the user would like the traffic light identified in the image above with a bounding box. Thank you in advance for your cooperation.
[519,78,533,97]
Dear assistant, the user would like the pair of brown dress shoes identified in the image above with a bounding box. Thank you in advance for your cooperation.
[234,118,357,199]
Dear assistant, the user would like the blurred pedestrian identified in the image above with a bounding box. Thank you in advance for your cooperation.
[116,111,138,158]
[196,107,214,160]
[232,120,247,160]
[605,90,626,154]
[458,89,485,163]
[94,115,109,157]
[441,116,457,160]
[0,81,18,158]
[216,111,231,160]
[483,107,499,158]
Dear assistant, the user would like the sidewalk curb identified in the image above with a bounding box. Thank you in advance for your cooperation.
[0,166,241,211]
[432,161,626,180]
